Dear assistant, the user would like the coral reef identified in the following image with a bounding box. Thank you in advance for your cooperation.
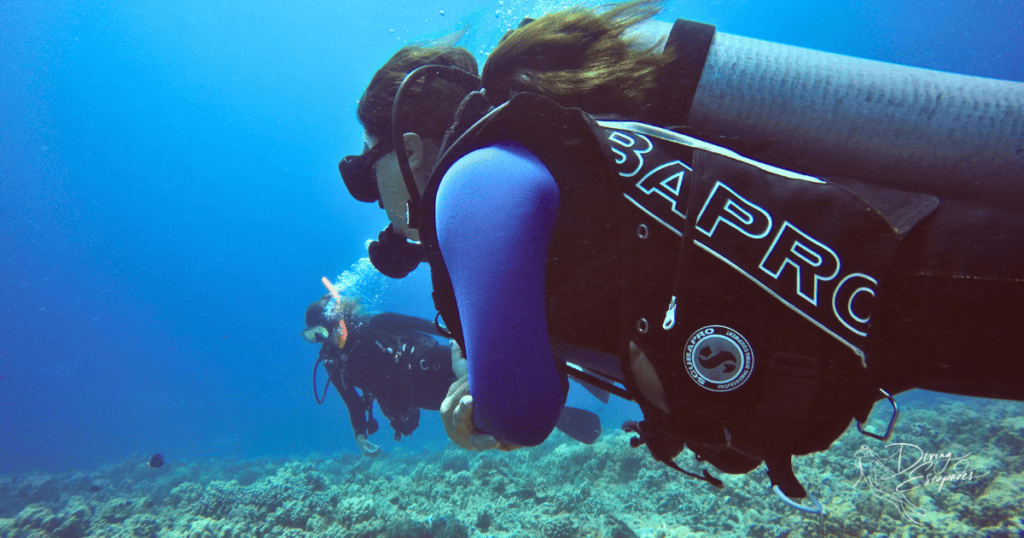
[1,398,1022,538]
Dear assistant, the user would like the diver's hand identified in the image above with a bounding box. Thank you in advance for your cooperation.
[355,434,381,457]
[442,342,519,452]
[441,377,503,451]
[450,340,468,379]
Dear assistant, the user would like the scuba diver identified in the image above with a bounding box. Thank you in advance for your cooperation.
[338,0,1023,510]
[304,280,606,455]
[303,291,455,456]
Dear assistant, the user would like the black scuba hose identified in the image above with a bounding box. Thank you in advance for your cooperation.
[390,65,482,229]
[313,356,331,404]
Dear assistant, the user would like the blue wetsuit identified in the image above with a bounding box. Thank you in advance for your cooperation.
[435,141,564,446]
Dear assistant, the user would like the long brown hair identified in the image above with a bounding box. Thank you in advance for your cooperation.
[357,45,478,142]
[481,0,670,116]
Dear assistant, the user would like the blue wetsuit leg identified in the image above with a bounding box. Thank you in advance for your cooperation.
[435,141,565,446]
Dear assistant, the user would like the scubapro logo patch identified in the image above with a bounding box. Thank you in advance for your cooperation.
[684,325,754,392]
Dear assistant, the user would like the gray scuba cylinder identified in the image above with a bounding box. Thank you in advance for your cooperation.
[684,31,1024,209]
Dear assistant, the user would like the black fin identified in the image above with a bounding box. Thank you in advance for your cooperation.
[572,377,611,404]
[556,407,602,444]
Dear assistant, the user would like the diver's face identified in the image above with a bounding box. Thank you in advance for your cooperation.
[369,131,441,243]
[373,146,420,242]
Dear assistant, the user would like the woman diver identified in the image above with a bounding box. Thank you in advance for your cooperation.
[338,0,1024,505]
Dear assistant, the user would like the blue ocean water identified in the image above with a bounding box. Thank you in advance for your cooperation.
[1,0,1021,477]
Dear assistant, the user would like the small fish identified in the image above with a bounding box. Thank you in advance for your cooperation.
[149,454,165,468]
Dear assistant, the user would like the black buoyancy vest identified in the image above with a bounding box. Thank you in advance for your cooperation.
[416,91,1024,498]
[597,119,941,497]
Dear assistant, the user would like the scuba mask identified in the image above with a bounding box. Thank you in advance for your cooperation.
[302,325,330,343]
[339,138,395,204]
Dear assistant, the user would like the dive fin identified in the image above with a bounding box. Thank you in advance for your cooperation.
[555,406,602,444]
[572,376,611,404]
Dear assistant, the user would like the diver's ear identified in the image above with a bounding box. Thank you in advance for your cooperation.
[402,132,439,193]
[402,132,425,170]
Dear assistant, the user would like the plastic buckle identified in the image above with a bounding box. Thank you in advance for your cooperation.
[856,388,900,441]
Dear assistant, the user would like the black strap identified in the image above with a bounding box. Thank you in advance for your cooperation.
[652,18,716,127]
[622,421,724,489]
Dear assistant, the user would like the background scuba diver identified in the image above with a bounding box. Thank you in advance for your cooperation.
[303,293,454,457]
[340,0,1023,505]
[305,287,606,455]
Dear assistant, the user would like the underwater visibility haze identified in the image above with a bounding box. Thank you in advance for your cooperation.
[2,0,1023,536]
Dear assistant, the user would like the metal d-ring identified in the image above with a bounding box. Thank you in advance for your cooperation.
[636,318,649,334]
[856,388,900,441]
[772,486,824,514]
